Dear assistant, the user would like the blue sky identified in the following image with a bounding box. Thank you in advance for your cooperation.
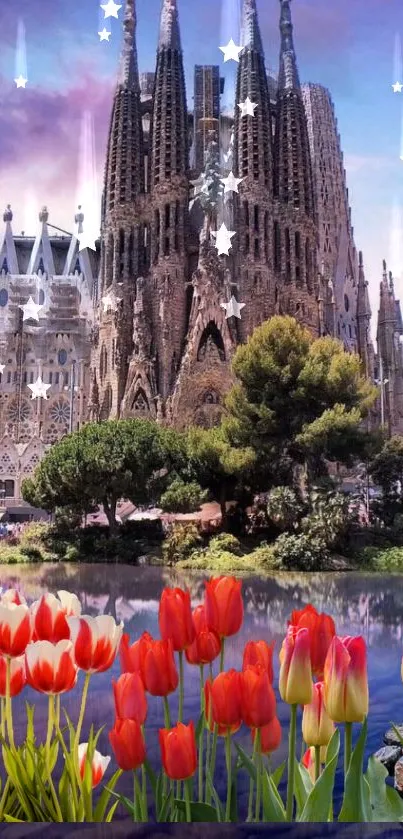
[0,0,402,329]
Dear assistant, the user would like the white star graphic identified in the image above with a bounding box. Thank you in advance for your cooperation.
[98,28,111,41]
[0,364,5,375]
[211,223,236,256]
[28,376,51,400]
[221,171,244,194]
[219,38,243,63]
[221,296,246,320]
[238,97,258,117]
[101,291,122,313]
[392,81,403,93]
[100,0,122,18]
[14,75,27,89]
[78,230,97,253]
[19,296,43,322]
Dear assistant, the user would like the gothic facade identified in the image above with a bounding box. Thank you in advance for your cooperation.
[1,0,403,504]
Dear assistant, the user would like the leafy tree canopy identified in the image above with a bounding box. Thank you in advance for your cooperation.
[369,436,403,497]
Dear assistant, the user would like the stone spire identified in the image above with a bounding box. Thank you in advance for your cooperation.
[234,0,274,340]
[356,251,373,378]
[278,0,300,90]
[158,0,181,50]
[117,0,140,89]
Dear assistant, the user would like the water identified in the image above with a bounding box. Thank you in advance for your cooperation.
[2,562,403,820]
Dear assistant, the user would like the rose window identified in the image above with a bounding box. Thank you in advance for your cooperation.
[49,400,70,424]
[7,399,31,423]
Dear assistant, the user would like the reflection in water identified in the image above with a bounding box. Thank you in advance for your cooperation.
[1,563,403,816]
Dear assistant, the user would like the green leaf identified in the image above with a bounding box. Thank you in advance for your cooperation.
[299,729,340,822]
[271,760,286,789]
[338,720,371,822]
[205,769,224,822]
[143,758,158,796]
[262,771,287,822]
[234,742,257,782]
[3,815,25,822]
[105,799,120,822]
[105,788,136,819]
[93,769,123,822]
[158,788,174,822]
[230,761,238,823]
[195,713,204,742]
[294,762,313,818]
[174,800,219,822]
[366,755,403,821]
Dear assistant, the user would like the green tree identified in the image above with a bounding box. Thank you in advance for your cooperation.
[159,478,209,513]
[223,316,378,489]
[21,419,186,532]
[186,426,256,528]
[369,436,403,525]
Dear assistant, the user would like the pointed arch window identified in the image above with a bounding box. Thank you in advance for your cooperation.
[273,221,281,271]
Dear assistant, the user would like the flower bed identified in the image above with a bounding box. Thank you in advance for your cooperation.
[0,577,400,822]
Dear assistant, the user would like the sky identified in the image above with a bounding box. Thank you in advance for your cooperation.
[0,0,403,328]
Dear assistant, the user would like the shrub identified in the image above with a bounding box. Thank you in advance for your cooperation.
[301,490,351,550]
[273,532,329,571]
[266,486,304,532]
[159,479,209,513]
[208,533,242,555]
[162,523,202,565]
[65,545,80,562]
[358,545,403,571]
[19,546,45,562]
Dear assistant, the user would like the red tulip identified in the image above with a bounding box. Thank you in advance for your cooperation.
[252,716,282,754]
[0,654,25,697]
[78,743,110,788]
[25,640,78,694]
[119,631,153,677]
[290,604,335,680]
[323,635,368,723]
[112,672,147,724]
[143,638,179,697]
[185,605,221,666]
[109,718,146,771]
[31,592,81,643]
[205,670,242,735]
[0,603,32,657]
[159,721,197,781]
[302,681,335,747]
[243,640,274,683]
[240,664,277,728]
[66,615,123,673]
[159,587,195,652]
[279,626,312,705]
[205,576,244,638]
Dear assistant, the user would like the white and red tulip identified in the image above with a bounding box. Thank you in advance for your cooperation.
[31,591,81,643]
[25,639,78,694]
[0,602,32,657]
[78,743,111,787]
[66,615,123,674]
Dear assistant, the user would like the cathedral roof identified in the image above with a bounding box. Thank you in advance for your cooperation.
[278,0,301,91]
[117,0,140,88]
[158,0,181,51]
[240,0,264,55]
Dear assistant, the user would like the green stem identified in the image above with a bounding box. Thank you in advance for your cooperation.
[255,729,262,822]
[247,736,257,821]
[0,777,10,820]
[286,703,297,822]
[141,729,148,820]
[207,724,218,803]
[0,696,5,739]
[225,730,232,822]
[184,778,192,822]
[54,708,80,818]
[178,651,184,723]
[219,638,225,673]
[74,672,91,788]
[344,722,352,779]
[162,697,171,808]
[314,745,321,783]
[45,695,63,822]
[134,771,144,821]
[133,770,138,821]
[198,665,204,802]
[5,657,15,750]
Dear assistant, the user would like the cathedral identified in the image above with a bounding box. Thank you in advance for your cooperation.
[0,0,403,507]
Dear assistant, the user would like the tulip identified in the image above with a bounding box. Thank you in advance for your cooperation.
[206,670,242,734]
[185,606,221,666]
[0,602,32,657]
[205,576,244,641]
[290,604,335,680]
[240,664,277,729]
[1,589,26,606]
[31,591,81,643]
[323,635,368,724]
[25,639,78,694]
[159,588,195,652]
[78,743,111,788]
[142,638,179,697]
[112,672,147,725]
[252,716,282,755]
[0,654,25,697]
[279,626,312,821]
[302,745,328,783]
[279,626,312,706]
[302,682,335,748]
[159,721,197,781]
[243,640,274,683]
[120,631,153,678]
[66,614,123,674]
[109,718,146,771]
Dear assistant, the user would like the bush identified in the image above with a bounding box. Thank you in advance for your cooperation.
[0,546,32,564]
[246,542,281,570]
[358,545,403,571]
[301,490,351,550]
[266,486,304,532]
[19,546,45,562]
[208,533,242,555]
[162,523,202,565]
[273,532,329,571]
[159,479,209,513]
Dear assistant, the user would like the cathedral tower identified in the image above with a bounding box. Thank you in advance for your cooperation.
[93,0,145,420]
[356,251,373,380]
[234,0,275,341]
[274,0,318,332]
[148,0,189,401]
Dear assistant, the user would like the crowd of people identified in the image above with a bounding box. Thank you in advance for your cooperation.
[0,521,28,539]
